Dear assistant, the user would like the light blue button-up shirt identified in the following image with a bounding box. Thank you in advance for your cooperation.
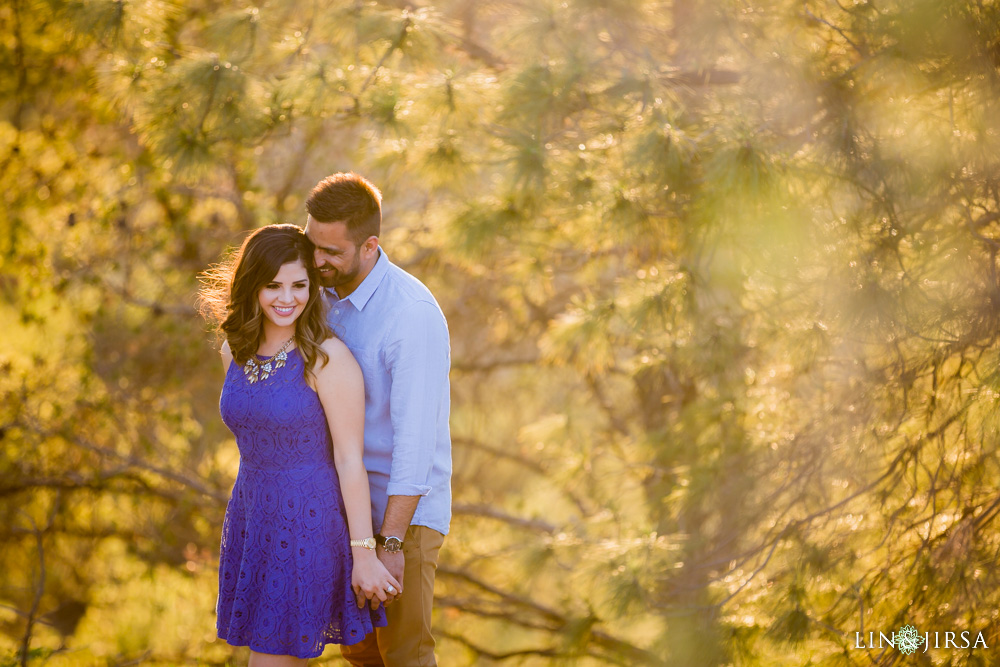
[326,250,452,536]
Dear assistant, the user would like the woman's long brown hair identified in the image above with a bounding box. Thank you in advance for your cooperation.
[198,224,331,378]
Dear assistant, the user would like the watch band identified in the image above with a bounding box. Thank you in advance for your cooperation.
[376,534,405,552]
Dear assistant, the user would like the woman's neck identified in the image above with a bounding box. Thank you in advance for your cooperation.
[259,322,296,354]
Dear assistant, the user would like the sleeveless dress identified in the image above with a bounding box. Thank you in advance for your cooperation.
[217,347,386,658]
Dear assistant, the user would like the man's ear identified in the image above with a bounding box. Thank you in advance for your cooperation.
[362,235,380,260]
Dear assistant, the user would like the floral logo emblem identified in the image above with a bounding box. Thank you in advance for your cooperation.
[896,624,925,655]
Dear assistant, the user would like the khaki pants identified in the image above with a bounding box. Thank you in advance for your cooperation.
[341,525,445,667]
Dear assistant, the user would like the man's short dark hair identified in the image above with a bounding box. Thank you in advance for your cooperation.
[306,172,382,245]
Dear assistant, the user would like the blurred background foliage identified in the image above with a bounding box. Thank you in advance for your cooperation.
[2,0,1000,664]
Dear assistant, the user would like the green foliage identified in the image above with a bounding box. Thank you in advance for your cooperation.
[3,0,1000,665]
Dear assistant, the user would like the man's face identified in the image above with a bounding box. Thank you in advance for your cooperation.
[304,217,362,291]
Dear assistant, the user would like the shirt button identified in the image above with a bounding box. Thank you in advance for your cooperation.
[334,309,340,315]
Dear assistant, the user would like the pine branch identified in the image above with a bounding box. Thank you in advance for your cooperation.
[452,35,507,71]
[451,355,540,372]
[196,55,222,138]
[660,68,742,87]
[585,374,631,437]
[2,527,139,541]
[99,279,195,316]
[0,473,201,504]
[437,630,561,660]
[12,0,27,133]
[17,512,45,667]
[453,435,545,473]
[17,416,227,505]
[437,566,660,664]
[353,14,412,108]
[453,503,556,534]
[803,8,866,56]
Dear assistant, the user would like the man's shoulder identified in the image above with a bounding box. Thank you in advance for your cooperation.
[382,260,444,313]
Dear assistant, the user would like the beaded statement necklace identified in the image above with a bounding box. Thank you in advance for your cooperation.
[243,337,294,384]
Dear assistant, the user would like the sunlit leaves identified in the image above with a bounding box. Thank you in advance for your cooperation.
[136,53,267,172]
[203,6,267,61]
[5,0,1000,665]
[541,295,620,375]
[446,197,525,263]
[629,118,699,192]
[704,131,779,204]
[58,0,178,53]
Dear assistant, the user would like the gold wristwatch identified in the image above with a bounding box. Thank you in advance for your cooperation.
[349,537,377,550]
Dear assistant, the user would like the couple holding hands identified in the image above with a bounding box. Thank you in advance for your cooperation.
[199,172,451,667]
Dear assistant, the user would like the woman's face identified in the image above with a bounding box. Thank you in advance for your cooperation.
[258,260,310,331]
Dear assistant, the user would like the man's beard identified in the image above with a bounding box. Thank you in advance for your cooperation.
[317,252,361,289]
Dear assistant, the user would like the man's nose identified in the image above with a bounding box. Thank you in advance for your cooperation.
[313,248,324,265]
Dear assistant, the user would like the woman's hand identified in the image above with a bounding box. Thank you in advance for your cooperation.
[351,549,402,610]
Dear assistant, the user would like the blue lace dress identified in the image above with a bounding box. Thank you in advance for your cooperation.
[217,347,385,658]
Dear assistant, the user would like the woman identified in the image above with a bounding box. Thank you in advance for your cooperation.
[199,224,399,666]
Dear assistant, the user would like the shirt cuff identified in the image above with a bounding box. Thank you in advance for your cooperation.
[386,481,432,497]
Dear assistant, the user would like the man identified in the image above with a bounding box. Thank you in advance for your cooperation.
[304,172,451,666]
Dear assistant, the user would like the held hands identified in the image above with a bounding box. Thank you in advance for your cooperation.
[352,550,401,610]
[377,549,405,605]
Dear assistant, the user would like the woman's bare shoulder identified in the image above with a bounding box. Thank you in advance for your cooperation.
[220,339,233,368]
[319,335,350,356]
[316,337,360,373]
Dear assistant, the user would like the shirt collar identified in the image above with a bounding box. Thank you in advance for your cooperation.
[335,248,389,311]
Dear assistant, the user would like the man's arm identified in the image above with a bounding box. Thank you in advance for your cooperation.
[380,496,420,541]
[378,300,450,592]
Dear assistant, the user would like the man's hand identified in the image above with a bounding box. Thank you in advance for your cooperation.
[377,549,405,605]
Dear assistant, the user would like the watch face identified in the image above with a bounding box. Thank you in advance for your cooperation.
[384,537,403,552]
